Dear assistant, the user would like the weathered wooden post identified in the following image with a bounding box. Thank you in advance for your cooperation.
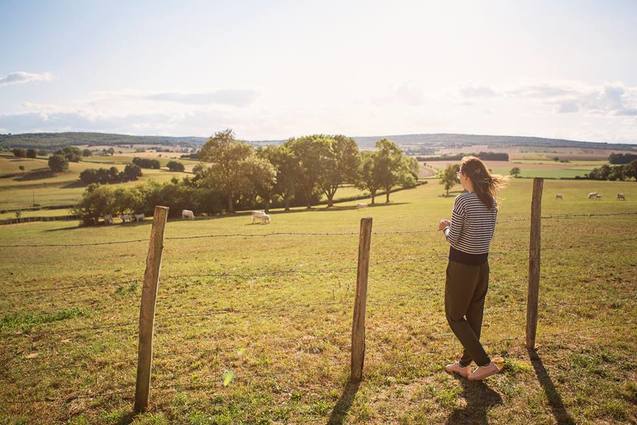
[351,217,372,382]
[526,178,543,350]
[134,206,169,413]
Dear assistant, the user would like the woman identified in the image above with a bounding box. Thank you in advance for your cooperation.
[438,156,505,381]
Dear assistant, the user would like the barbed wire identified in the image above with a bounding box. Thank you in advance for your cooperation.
[1,211,635,248]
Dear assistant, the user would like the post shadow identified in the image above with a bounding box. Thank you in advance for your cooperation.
[527,348,576,425]
[445,376,503,425]
[327,380,361,425]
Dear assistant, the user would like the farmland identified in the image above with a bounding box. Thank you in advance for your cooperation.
[1,178,636,424]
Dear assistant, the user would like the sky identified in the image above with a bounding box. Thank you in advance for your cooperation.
[1,0,636,142]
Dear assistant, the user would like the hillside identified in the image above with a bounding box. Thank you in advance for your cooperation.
[2,131,636,151]
[0,132,207,149]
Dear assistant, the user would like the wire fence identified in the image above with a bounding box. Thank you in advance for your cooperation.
[1,211,635,249]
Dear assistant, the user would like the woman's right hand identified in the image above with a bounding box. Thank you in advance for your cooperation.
[439,219,451,231]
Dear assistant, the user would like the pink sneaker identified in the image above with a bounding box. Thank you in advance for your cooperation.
[468,362,500,381]
[444,361,472,379]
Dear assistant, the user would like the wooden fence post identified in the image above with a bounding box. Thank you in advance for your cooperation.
[134,206,169,413]
[526,178,543,350]
[351,217,372,382]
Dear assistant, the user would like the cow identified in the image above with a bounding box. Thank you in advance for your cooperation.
[555,193,563,200]
[182,209,195,219]
[120,214,133,223]
[256,213,271,224]
[134,213,144,222]
[617,193,626,200]
[103,214,113,225]
[588,192,600,199]
[251,210,266,224]
[356,203,368,208]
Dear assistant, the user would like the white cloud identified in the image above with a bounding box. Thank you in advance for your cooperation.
[90,89,258,107]
[459,85,497,98]
[0,71,53,87]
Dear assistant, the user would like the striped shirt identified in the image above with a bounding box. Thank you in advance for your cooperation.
[444,191,497,255]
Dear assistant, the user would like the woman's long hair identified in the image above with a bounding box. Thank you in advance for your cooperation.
[459,156,506,210]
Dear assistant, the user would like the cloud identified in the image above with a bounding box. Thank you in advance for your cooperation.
[459,85,497,98]
[0,71,52,87]
[91,89,259,107]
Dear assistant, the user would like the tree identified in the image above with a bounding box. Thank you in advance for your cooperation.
[626,160,637,181]
[285,135,333,209]
[132,157,161,169]
[198,129,254,213]
[356,151,383,204]
[245,156,277,212]
[256,145,300,211]
[318,135,360,207]
[11,148,26,158]
[166,160,185,172]
[26,149,37,158]
[73,184,116,225]
[82,149,92,157]
[122,164,142,181]
[374,139,416,203]
[439,164,460,196]
[56,147,81,162]
[48,154,68,172]
[510,167,521,178]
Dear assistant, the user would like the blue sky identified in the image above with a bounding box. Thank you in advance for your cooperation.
[1,0,636,142]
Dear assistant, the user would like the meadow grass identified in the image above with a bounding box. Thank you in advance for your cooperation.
[0,179,636,424]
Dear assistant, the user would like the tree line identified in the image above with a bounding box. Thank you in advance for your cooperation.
[417,152,509,161]
[586,161,637,181]
[75,130,419,224]
[79,165,143,185]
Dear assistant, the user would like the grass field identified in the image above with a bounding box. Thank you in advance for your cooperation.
[1,179,636,424]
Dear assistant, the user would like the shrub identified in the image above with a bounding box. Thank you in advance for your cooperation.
[132,157,161,169]
[11,148,26,158]
[48,154,68,172]
[166,160,185,172]
[26,148,37,158]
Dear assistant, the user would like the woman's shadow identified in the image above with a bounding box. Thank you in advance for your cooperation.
[445,376,503,425]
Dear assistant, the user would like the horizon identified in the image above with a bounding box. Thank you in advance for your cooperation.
[1,1,637,143]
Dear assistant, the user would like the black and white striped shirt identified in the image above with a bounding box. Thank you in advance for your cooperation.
[444,191,497,255]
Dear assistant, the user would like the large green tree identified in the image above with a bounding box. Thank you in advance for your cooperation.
[374,139,418,203]
[285,135,332,209]
[256,145,300,211]
[356,151,383,205]
[318,135,360,207]
[198,129,254,213]
[245,156,277,212]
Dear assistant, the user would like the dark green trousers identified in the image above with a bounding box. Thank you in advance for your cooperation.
[445,260,491,367]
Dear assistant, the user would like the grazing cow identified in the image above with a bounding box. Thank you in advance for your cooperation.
[134,213,144,222]
[255,213,271,224]
[120,214,133,223]
[555,193,563,200]
[588,192,600,199]
[251,210,266,224]
[103,214,113,225]
[617,193,626,200]
[356,203,368,208]
[182,209,195,219]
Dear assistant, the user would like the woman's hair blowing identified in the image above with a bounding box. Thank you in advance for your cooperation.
[459,156,506,210]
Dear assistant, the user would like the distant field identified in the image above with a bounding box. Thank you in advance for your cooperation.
[0,154,191,211]
[423,159,605,179]
[1,179,635,424]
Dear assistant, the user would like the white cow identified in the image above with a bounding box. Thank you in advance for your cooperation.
[588,192,600,199]
[120,214,133,223]
[103,214,113,225]
[182,209,195,219]
[356,203,368,208]
[134,213,144,222]
[555,193,563,200]
[251,210,266,224]
[617,193,626,200]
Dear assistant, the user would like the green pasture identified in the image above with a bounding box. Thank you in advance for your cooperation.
[0,179,635,424]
